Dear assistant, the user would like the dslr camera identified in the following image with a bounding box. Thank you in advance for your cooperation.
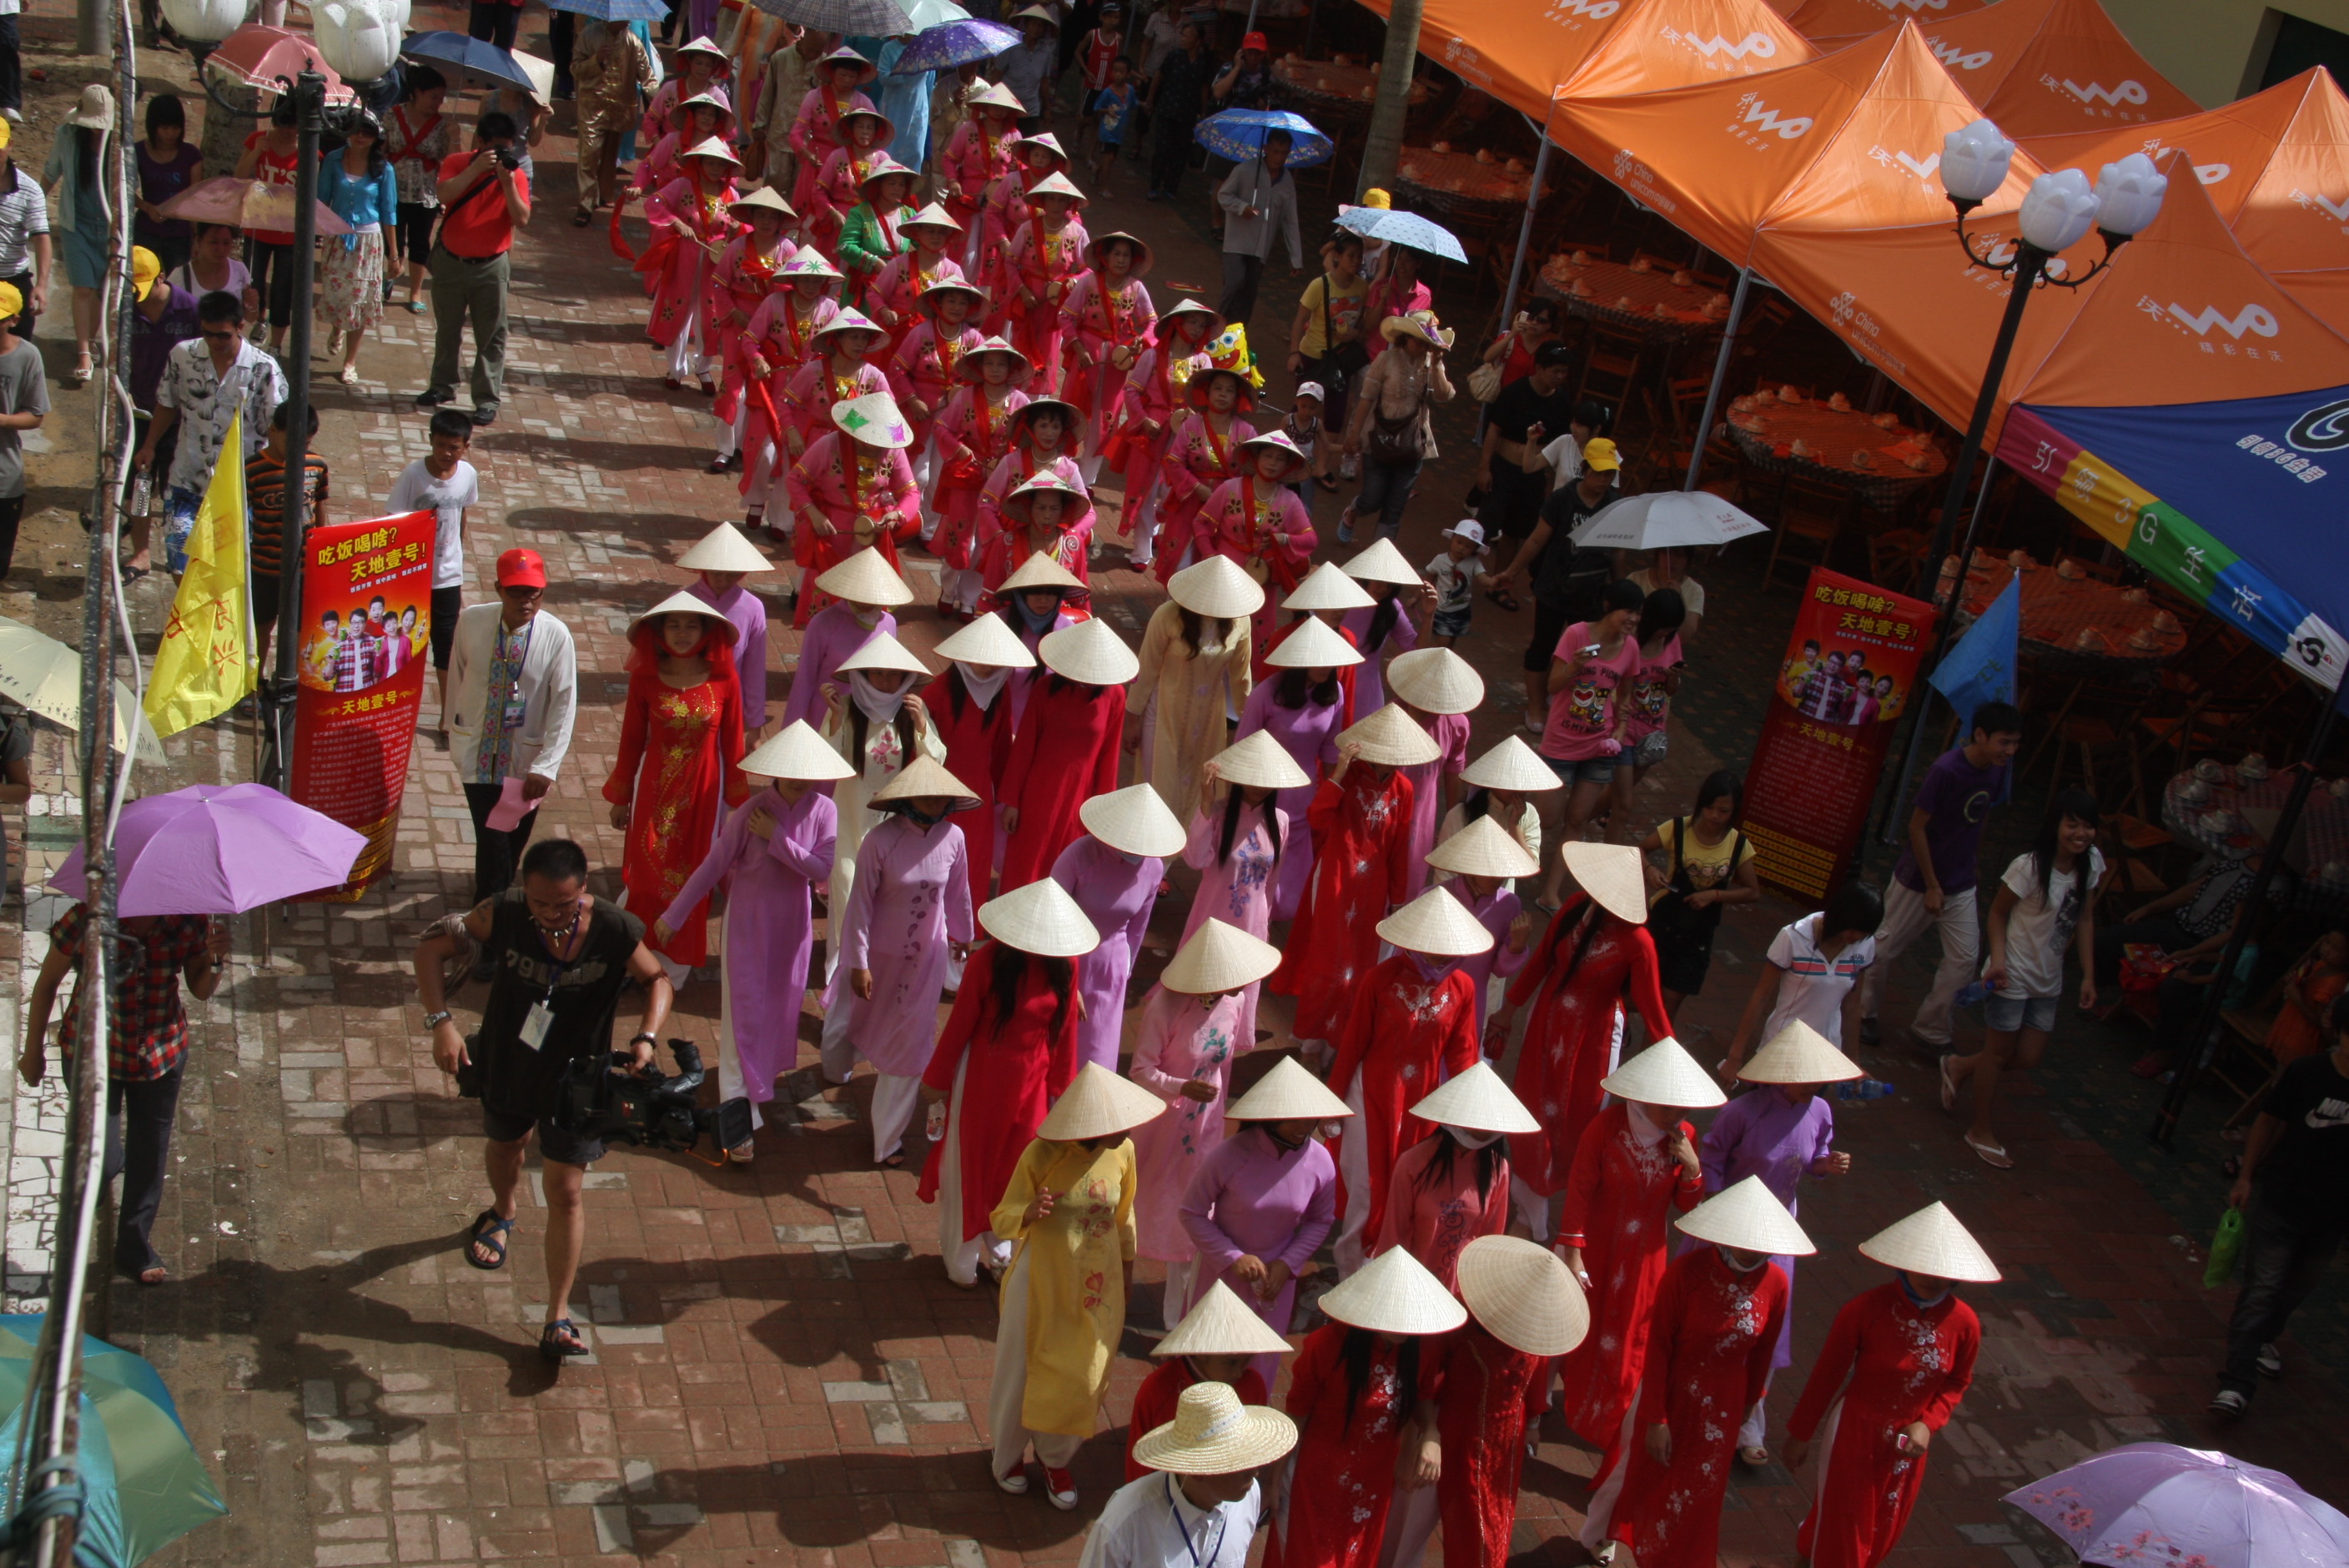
[490,147,522,171]
[551,1039,752,1155]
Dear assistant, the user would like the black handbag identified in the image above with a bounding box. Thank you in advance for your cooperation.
[1319,277,1371,389]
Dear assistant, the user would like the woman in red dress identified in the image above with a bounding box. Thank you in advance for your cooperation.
[1107,299,1220,570]
[1199,430,1317,653]
[867,203,969,354]
[927,611,1033,908]
[931,337,1034,618]
[1122,1281,1280,1481]
[974,398,1087,579]
[1374,1062,1533,1289]
[782,308,892,452]
[1003,173,1092,395]
[996,616,1132,891]
[1059,230,1154,481]
[1153,367,1258,585]
[601,592,749,983]
[976,133,1074,332]
[783,388,921,625]
[640,138,743,393]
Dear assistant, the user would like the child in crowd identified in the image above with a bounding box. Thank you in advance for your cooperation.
[1423,518,1487,648]
[1279,382,1323,511]
[1074,5,1126,154]
[1089,58,1137,191]
[386,406,478,735]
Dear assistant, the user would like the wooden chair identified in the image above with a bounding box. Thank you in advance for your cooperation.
[1576,325,1643,410]
[2217,975,2288,1128]
[1762,477,1849,591]
[1865,527,1925,597]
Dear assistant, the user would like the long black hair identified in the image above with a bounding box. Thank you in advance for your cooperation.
[1218,781,1282,867]
[1461,786,1493,824]
[1360,585,1403,657]
[1556,897,1612,989]
[1176,606,1234,656]
[848,698,918,778]
[1411,1130,1504,1203]
[1340,1327,1422,1431]
[1634,587,1685,649]
[340,109,389,177]
[1275,664,1340,709]
[144,93,185,145]
[2030,787,2102,906]
[988,939,1077,1039]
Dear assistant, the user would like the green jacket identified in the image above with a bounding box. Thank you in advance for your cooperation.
[837,202,912,296]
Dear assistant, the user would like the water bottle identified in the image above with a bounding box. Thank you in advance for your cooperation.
[1835,1077,1896,1102]
[1954,977,1991,1008]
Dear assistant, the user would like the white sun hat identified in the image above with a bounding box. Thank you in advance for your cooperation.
[738,719,858,782]
[815,545,915,606]
[630,590,739,641]
[1462,735,1566,793]
[1563,841,1649,924]
[1159,917,1283,994]
[832,390,916,448]
[1129,1380,1299,1475]
[1675,1174,1818,1256]
[1039,616,1140,686]
[1386,647,1484,715]
[1858,1201,2001,1283]
[1407,1060,1537,1134]
[677,520,774,574]
[1425,816,1539,881]
[1210,731,1311,792]
[1039,1061,1169,1141]
[834,630,930,679]
[1155,1280,1296,1359]
[978,877,1100,957]
[1456,1235,1588,1356]
[868,755,982,810]
[1376,885,1496,957]
[1263,616,1364,670]
[934,613,1037,669]
[1318,1245,1467,1335]
[1738,1019,1865,1085]
[1225,1056,1353,1122]
[1599,1037,1728,1108]
[1169,554,1266,619]
[1281,560,1376,613]
[997,551,1088,596]
[1079,783,1187,858]
[1339,702,1440,767]
[1341,535,1427,588]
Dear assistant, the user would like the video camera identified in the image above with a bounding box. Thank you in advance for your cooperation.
[552,1039,753,1156]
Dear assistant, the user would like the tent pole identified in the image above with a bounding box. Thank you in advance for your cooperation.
[1683,267,1752,492]
[1873,458,2001,847]
[1492,116,1553,348]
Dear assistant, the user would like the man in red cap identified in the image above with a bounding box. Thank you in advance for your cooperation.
[444,547,579,914]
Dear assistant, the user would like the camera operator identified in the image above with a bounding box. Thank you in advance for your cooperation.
[411,837,672,1364]
[414,110,531,430]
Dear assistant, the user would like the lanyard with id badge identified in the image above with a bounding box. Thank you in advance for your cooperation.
[495,621,536,742]
[521,906,584,1050]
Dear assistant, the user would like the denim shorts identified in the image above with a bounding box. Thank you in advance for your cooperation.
[1544,752,1617,787]
[1431,606,1472,641]
[1984,991,2060,1033]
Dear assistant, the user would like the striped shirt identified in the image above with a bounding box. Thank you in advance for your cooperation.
[0,164,49,277]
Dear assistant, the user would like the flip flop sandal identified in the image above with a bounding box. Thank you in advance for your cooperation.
[1964,1133,2014,1170]
[572,209,594,227]
[1938,1054,1959,1113]
[464,1209,515,1270]
[539,1318,591,1362]
[1484,587,1524,613]
[728,1142,756,1164]
[405,299,427,314]
[877,1149,908,1169]
[1737,1445,1770,1467]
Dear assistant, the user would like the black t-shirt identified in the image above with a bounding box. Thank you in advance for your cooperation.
[1486,378,1575,496]
[1532,481,1615,617]
[2256,1052,2349,1220]
[476,890,645,1118]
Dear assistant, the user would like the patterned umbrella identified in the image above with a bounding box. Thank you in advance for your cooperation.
[1334,204,1467,264]
[2005,1444,2349,1568]
[541,0,671,20]
[1195,109,1332,169]
[892,16,1019,72]
[157,176,354,239]
[745,0,913,33]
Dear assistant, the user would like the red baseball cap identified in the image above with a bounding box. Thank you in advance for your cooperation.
[496,548,547,589]
[1240,30,1267,51]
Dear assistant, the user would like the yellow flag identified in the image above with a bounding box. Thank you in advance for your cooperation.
[145,410,256,736]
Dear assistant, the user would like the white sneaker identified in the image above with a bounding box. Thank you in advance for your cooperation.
[1043,1466,1079,1511]
[993,1467,1029,1495]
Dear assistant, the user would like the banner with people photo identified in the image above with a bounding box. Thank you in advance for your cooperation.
[289,510,437,902]
[1743,568,1937,900]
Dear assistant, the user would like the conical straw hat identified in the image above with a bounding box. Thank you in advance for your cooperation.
[966,79,1025,114]
[1857,1201,2001,1283]
[1159,917,1282,994]
[903,199,962,231]
[729,184,797,219]
[1375,885,1495,957]
[677,520,774,574]
[738,719,857,781]
[1563,842,1648,924]
[1426,815,1538,880]
[1600,1037,1727,1108]
[868,754,981,809]
[1456,1235,1588,1356]
[1039,616,1139,686]
[1210,730,1310,792]
[1340,702,1440,767]
[1282,560,1376,612]
[1169,555,1265,619]
[1676,1174,1818,1256]
[1129,1380,1299,1475]
[782,249,843,281]
[835,630,929,678]
[832,390,914,448]
[1154,1280,1295,1358]
[1738,1020,1864,1085]
[1039,1060,1169,1140]
[1462,735,1566,793]
[817,305,884,340]
[1225,1056,1353,1122]
[630,590,738,641]
[1342,536,1426,587]
[1318,1245,1467,1335]
[978,877,1099,957]
[1386,647,1484,715]
[1079,783,1187,858]
[1408,1060,1537,1134]
[1026,171,1089,205]
[998,551,1086,595]
[1264,616,1364,670]
[681,135,742,168]
[814,545,913,606]
[934,613,1036,669]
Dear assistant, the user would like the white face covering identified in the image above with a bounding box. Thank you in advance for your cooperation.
[847,670,908,726]
[852,604,885,628]
[1446,1126,1503,1149]
[1624,1102,1669,1147]
[958,661,1013,708]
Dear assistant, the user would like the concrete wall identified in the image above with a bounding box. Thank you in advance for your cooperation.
[2101,0,2349,106]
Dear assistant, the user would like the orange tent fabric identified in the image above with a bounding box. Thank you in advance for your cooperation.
[1919,0,2197,135]
[1786,0,1988,50]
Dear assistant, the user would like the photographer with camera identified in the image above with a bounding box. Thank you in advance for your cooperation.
[414,111,531,430]
[412,837,672,1364]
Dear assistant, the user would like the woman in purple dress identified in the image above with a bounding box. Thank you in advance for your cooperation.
[1183,731,1302,1058]
[1049,785,1185,1072]
[1234,620,1356,920]
[1336,537,1426,716]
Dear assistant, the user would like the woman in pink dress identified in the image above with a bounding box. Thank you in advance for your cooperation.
[1197,430,1316,654]
[887,275,985,525]
[941,80,1022,239]
[639,36,732,147]
[640,137,743,392]
[973,396,1086,580]
[786,45,878,214]
[1152,367,1256,586]
[975,131,1073,329]
[1371,1064,1531,1289]
[930,337,1034,617]
[1003,173,1091,395]
[1059,230,1154,481]
[631,90,730,204]
[803,103,894,259]
[979,470,1093,607]
[866,202,968,353]
[704,188,797,475]
[1104,298,1220,570]
[782,308,891,452]
[731,250,841,535]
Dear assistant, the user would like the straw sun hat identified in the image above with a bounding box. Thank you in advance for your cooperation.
[933,613,1036,669]
[1387,647,1484,715]
[1225,1056,1353,1123]
[1039,616,1139,686]
[1462,735,1567,794]
[677,520,774,575]
[1857,1201,2002,1283]
[1339,703,1440,767]
[1738,1020,1864,1085]
[1676,1175,1818,1256]
[631,591,737,641]
[1376,886,1496,957]
[869,754,981,810]
[1169,555,1265,620]
[1160,917,1283,995]
[1283,560,1376,613]
[1129,1381,1299,1475]
[1079,784,1187,859]
[814,545,913,606]
[1456,1235,1588,1357]
[1425,815,1539,881]
[1342,536,1426,588]
[1038,1061,1166,1140]
[1317,1245,1467,1336]
[834,630,929,679]
[832,390,915,448]
[978,877,1101,957]
[997,551,1087,596]
[738,720,858,782]
[1408,1060,1537,1134]
[1156,1281,1295,1359]
[1563,841,1648,924]
[1264,616,1363,670]
[1210,731,1311,792]
[1599,1037,1728,1109]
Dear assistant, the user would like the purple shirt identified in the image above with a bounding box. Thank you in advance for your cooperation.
[1340,598,1418,716]
[1698,1085,1835,1368]
[1180,1124,1337,1367]
[1892,745,2009,895]
[782,603,896,734]
[1050,834,1163,1072]
[690,577,772,730]
[129,283,201,411]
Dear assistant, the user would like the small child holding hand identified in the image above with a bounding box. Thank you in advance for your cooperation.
[1422,518,1488,647]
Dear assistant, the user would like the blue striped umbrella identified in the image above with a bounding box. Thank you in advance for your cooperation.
[543,0,671,19]
[892,16,1020,72]
[1334,204,1467,264]
[1195,109,1332,169]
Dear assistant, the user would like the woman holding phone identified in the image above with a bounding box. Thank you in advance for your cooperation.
[1532,577,1643,911]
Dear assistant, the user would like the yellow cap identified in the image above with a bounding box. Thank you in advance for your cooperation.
[1362,186,1390,208]
[131,246,162,302]
[0,282,23,324]
[1582,437,1621,473]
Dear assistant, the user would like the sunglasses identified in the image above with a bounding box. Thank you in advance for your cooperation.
[199,327,239,340]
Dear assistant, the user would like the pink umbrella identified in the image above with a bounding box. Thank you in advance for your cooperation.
[2005,1443,2349,1568]
[156,176,353,239]
[200,23,359,103]
[48,783,367,914]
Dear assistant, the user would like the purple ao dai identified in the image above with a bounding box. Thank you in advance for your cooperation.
[1698,1086,1837,1369]
[1234,679,1342,921]
[689,578,772,731]
[1441,879,1532,1033]
[1339,601,1418,717]
[825,814,976,1077]
[1180,1126,1337,1379]
[1049,835,1163,1072]
[781,604,898,733]
[1180,800,1285,1058]
[1127,987,1247,1261]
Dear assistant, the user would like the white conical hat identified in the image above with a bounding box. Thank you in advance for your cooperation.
[1342,535,1426,588]
[1676,1174,1818,1256]
[1563,841,1648,924]
[868,754,981,809]
[729,184,797,219]
[1462,734,1566,793]
[834,629,929,678]
[677,520,774,573]
[1264,616,1364,670]
[966,79,1025,115]
[814,545,914,606]
[1079,784,1187,858]
[630,590,738,641]
[1318,1246,1466,1335]
[1858,1201,2001,1283]
[738,719,858,781]
[934,613,1037,669]
[817,305,884,341]
[1456,1235,1588,1356]
[1129,1381,1299,1475]
[1038,1061,1167,1140]
[997,550,1087,596]
[1600,1037,1727,1108]
[1154,1280,1295,1358]
[978,877,1100,957]
[1282,560,1376,613]
[783,249,843,281]
[1738,1020,1864,1085]
[1225,1056,1353,1122]
[1426,816,1538,880]
[1386,647,1484,715]
[681,134,742,168]
[1408,1061,1537,1134]
[832,390,914,448]
[1339,702,1440,767]
[1168,555,1265,619]
[1026,170,1089,205]
[902,199,962,231]
[1375,885,1495,957]
[1039,616,1139,686]
[1210,730,1310,792]
[1159,917,1282,994]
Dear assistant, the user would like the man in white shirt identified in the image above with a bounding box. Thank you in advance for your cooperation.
[387,405,482,731]
[1215,132,1303,334]
[133,289,287,574]
[445,548,577,914]
[1079,1383,1296,1568]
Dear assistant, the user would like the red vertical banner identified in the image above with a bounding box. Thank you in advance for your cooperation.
[289,510,437,902]
[1743,568,1937,901]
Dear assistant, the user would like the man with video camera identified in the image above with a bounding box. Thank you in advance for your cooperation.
[412,837,672,1364]
[414,110,531,429]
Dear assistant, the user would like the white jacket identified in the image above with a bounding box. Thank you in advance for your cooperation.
[445,602,578,781]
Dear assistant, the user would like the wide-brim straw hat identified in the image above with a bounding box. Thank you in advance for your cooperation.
[1599,1037,1728,1109]
[630,590,739,642]
[1425,816,1537,881]
[1026,171,1089,207]
[1039,616,1139,686]
[1462,735,1566,794]
[869,753,981,809]
[832,390,914,449]
[1381,309,1456,349]
[978,877,1100,957]
[919,276,987,311]
[1159,297,1223,333]
[1080,784,1187,859]
[1169,555,1265,619]
[1210,730,1310,792]
[1457,1235,1588,1356]
[1675,1174,1818,1256]
[1225,1056,1352,1122]
[1038,1061,1166,1140]
[1282,560,1376,613]
[1186,365,1257,411]
[67,83,113,131]
[1004,470,1092,527]
[957,334,1034,384]
[681,135,742,169]
[1129,1381,1298,1475]
[815,306,885,345]
[1160,917,1282,994]
[739,720,858,782]
[1014,395,1084,437]
[677,520,774,574]
[1015,129,1071,162]
[1340,703,1440,767]
[834,629,930,679]
[815,545,914,606]
[1265,616,1363,671]
[1155,1281,1295,1359]
[1858,1201,2001,1283]
[1563,841,1648,924]
[728,185,797,221]
[1376,886,1496,957]
[1343,536,1426,588]
[935,613,1036,669]
[1088,229,1153,278]
[903,199,963,233]
[1408,1060,1537,1134]
[998,550,1086,596]
[1387,647,1483,715]
[1739,1020,1865,1085]
[966,79,1025,115]
[837,103,896,143]
[1318,1245,1467,1336]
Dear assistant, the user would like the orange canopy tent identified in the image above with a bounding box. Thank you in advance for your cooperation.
[1917,0,2199,135]
[1783,0,1988,50]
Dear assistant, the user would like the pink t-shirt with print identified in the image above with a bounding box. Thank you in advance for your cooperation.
[1541,621,1641,761]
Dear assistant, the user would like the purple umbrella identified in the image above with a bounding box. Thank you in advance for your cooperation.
[2004,1443,2349,1568]
[892,17,1020,73]
[49,784,367,915]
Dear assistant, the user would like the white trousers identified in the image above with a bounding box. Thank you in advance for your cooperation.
[870,1072,922,1165]
[716,405,745,459]
[1860,880,1979,1047]
[715,951,772,1132]
[938,1058,1011,1284]
[988,1250,1084,1479]
[1510,1174,1553,1240]
[819,996,857,1083]
[1161,1257,1200,1332]
[666,299,707,381]
[943,566,983,613]
[1378,1484,1439,1568]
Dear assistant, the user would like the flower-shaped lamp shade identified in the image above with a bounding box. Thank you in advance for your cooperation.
[2092,151,2168,238]
[160,0,251,44]
[314,0,410,82]
[1939,118,2014,205]
[2019,167,2100,254]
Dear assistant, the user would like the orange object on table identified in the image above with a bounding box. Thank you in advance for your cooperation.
[1725,392,1945,502]
[1956,552,2187,666]
[1538,254,1724,339]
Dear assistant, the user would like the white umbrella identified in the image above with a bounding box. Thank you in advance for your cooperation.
[0,615,158,760]
[2005,1443,2349,1568]
[1568,490,1768,552]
